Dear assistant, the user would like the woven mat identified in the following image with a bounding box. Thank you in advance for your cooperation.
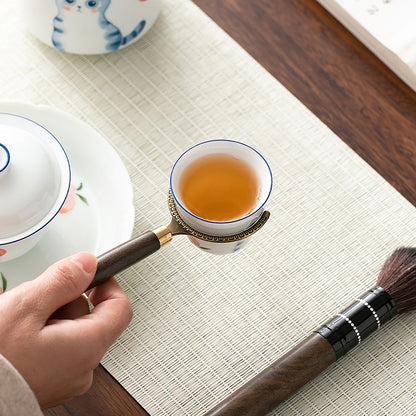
[2,1,416,415]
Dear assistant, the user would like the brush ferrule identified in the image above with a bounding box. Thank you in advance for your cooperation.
[315,286,396,359]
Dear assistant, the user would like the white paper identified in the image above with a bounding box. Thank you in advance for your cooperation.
[317,0,416,91]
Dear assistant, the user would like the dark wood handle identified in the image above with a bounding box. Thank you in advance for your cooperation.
[204,332,336,416]
[87,231,161,290]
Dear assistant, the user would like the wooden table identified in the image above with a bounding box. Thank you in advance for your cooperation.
[44,1,416,415]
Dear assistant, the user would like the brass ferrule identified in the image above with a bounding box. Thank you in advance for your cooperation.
[153,226,173,247]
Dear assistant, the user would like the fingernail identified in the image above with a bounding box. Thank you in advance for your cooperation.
[71,252,97,274]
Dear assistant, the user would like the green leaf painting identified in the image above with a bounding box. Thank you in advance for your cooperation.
[76,182,88,206]
[76,193,88,205]
[1,273,7,293]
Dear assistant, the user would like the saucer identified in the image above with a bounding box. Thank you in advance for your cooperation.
[0,102,135,290]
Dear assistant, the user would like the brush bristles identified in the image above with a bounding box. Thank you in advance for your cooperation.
[377,247,416,314]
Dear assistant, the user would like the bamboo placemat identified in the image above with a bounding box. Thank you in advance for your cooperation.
[2,1,416,415]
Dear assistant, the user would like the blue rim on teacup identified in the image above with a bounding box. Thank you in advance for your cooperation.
[170,139,273,238]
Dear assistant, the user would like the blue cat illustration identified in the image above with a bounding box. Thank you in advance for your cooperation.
[52,0,146,53]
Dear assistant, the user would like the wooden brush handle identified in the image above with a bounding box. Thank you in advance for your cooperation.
[204,332,336,416]
[87,231,161,290]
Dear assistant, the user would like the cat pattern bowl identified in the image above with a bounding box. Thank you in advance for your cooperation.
[21,0,162,55]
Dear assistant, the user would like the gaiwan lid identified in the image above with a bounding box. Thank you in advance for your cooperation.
[0,113,71,244]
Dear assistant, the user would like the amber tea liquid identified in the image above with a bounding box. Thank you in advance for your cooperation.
[179,153,261,222]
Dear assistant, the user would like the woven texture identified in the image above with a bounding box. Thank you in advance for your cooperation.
[2,1,416,415]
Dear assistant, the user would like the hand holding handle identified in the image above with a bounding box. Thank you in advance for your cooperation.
[87,231,162,290]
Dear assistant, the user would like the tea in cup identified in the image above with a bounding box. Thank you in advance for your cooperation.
[170,139,272,254]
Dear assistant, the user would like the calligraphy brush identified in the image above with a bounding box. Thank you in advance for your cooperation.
[204,247,416,416]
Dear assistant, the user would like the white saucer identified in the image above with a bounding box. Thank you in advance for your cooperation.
[0,102,135,290]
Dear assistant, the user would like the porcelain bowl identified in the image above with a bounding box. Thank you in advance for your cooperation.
[21,0,162,55]
[0,113,71,262]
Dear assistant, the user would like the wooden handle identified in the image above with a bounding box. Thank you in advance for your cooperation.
[204,332,336,416]
[87,231,161,290]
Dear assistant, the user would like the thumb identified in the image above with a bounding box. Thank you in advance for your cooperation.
[25,252,97,322]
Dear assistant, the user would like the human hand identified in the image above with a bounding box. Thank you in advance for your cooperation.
[0,252,133,409]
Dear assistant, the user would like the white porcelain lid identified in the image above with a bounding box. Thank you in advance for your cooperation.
[0,113,71,242]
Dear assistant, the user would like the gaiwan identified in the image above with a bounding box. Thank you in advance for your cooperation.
[0,113,71,262]
[21,0,162,55]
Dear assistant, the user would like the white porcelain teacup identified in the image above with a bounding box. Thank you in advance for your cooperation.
[170,139,272,254]
[21,0,162,55]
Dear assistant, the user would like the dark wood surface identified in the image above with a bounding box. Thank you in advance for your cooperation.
[44,0,416,415]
